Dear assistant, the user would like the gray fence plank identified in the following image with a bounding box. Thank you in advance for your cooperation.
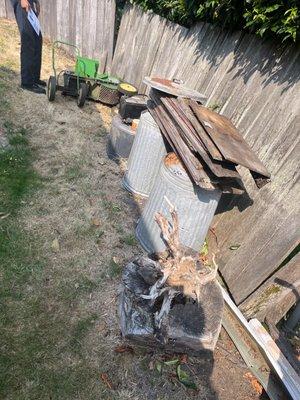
[4,0,13,19]
[240,253,300,323]
[0,0,6,18]
[112,3,168,89]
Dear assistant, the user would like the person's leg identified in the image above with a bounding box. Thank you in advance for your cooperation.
[33,32,43,84]
[14,4,35,86]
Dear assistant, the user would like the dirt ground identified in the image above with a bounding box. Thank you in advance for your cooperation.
[0,18,267,400]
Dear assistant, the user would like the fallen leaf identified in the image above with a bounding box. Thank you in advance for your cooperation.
[114,345,134,354]
[200,254,209,265]
[164,358,179,366]
[244,372,263,395]
[51,238,60,252]
[148,360,155,370]
[98,158,106,166]
[179,354,188,364]
[155,361,162,374]
[230,244,241,250]
[200,240,209,256]
[100,373,113,390]
[177,365,197,390]
[91,217,101,227]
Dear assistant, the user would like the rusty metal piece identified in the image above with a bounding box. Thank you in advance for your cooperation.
[144,76,207,103]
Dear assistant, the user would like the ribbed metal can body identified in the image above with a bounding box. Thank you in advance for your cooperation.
[136,157,222,253]
[108,115,135,159]
[122,111,167,197]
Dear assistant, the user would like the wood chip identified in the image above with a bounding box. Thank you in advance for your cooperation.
[100,373,114,390]
[114,345,134,354]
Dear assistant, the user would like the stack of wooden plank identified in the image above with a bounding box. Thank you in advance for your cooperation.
[148,88,271,192]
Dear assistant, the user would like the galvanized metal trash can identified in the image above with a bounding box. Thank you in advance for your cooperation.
[122,111,167,197]
[108,115,136,159]
[136,153,222,253]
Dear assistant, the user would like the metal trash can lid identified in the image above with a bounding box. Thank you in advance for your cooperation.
[144,77,207,103]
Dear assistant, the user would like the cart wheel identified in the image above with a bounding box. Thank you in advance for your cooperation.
[47,76,56,102]
[77,83,88,108]
[118,82,138,97]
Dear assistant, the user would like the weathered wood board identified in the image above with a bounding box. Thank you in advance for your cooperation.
[4,0,13,19]
[112,4,168,91]
[178,98,224,161]
[240,253,300,323]
[160,97,240,179]
[0,0,6,18]
[189,101,270,177]
[222,289,291,400]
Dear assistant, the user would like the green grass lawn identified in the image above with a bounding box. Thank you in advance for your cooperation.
[0,122,104,399]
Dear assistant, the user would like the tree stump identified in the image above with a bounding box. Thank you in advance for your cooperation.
[119,208,224,355]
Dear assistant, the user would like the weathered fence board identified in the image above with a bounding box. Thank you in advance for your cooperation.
[112,4,300,306]
[240,253,300,324]
[4,0,13,19]
[0,0,116,70]
[0,0,6,18]
[112,5,168,91]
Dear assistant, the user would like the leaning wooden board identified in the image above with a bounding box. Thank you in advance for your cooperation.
[147,101,217,189]
[177,98,224,162]
[160,97,241,179]
[189,100,271,179]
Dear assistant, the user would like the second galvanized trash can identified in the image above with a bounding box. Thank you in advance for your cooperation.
[122,111,167,197]
[136,153,222,253]
[108,115,136,159]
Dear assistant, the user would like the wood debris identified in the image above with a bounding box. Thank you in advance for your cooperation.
[147,87,271,192]
[100,373,114,390]
[222,288,300,400]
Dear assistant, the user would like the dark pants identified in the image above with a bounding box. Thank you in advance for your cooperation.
[14,4,42,86]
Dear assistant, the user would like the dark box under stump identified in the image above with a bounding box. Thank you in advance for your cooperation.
[119,257,224,355]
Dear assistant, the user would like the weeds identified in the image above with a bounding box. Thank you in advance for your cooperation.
[108,258,122,278]
[120,234,137,246]
[70,313,98,354]
[65,159,86,181]
[101,193,122,218]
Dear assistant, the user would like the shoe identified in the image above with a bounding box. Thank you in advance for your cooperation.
[21,83,46,94]
[36,79,47,87]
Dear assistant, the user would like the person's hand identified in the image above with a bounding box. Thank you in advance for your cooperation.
[20,0,30,12]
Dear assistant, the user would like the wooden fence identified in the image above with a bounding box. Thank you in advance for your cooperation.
[0,0,116,71]
[112,4,300,320]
